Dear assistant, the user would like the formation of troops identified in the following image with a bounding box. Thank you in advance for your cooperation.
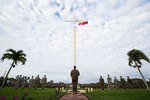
[0,74,149,90]
[99,75,145,90]
[14,75,47,89]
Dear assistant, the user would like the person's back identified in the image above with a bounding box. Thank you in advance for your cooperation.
[70,66,80,92]
[99,76,104,90]
[100,78,104,83]
[71,69,80,80]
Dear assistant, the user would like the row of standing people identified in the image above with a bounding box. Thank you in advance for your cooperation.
[99,75,132,90]
[15,75,47,89]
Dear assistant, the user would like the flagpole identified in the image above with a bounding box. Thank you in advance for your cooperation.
[74,15,76,66]
[64,17,87,67]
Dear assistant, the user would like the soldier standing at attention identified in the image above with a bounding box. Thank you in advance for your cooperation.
[70,66,80,93]
[19,75,22,88]
[99,76,105,90]
[34,75,41,89]
[120,76,126,89]
[22,76,27,89]
[114,76,119,89]
[29,76,34,89]
[107,75,112,89]
[15,75,19,89]
[41,75,47,89]
[127,76,133,88]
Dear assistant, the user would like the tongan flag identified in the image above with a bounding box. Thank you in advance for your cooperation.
[78,21,88,25]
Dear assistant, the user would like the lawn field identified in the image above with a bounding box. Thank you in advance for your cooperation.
[1,88,150,100]
[85,88,150,100]
[0,87,64,100]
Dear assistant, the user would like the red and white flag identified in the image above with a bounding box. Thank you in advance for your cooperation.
[78,21,88,25]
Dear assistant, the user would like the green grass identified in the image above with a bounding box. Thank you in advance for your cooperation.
[0,87,62,100]
[1,88,150,100]
[85,88,150,100]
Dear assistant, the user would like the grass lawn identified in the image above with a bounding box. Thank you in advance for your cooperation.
[85,88,150,100]
[1,88,150,100]
[0,87,64,100]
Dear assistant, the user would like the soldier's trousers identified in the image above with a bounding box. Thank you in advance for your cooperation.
[72,80,78,92]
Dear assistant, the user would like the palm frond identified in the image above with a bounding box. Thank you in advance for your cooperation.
[1,48,27,65]
[6,49,16,53]
[127,49,150,68]
[17,57,27,65]
[1,53,13,61]
[137,60,142,65]
[128,58,132,66]
[17,50,23,54]
[136,50,149,63]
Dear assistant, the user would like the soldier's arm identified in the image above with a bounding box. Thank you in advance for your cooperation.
[71,70,73,77]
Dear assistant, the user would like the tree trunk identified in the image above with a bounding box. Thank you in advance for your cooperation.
[137,67,150,90]
[1,61,15,88]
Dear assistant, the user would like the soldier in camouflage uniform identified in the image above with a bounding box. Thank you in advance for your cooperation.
[99,76,104,90]
[18,75,22,88]
[34,75,41,89]
[29,76,34,88]
[70,66,80,93]
[22,76,27,89]
[114,76,119,89]
[120,76,126,89]
[41,75,47,89]
[107,75,112,89]
[127,76,133,88]
[15,75,20,89]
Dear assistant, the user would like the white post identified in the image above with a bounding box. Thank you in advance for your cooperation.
[91,88,93,92]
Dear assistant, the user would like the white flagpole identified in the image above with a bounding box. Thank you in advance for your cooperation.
[64,16,87,66]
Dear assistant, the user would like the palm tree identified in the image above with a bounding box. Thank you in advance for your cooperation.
[1,49,27,88]
[127,49,150,90]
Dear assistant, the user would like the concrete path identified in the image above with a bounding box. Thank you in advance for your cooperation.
[59,92,88,100]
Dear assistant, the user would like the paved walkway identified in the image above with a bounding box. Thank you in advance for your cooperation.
[59,92,88,100]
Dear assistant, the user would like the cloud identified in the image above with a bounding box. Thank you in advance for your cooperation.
[0,0,150,83]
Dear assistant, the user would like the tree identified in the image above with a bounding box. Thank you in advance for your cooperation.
[1,49,27,88]
[127,49,150,90]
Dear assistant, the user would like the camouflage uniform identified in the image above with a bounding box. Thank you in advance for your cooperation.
[99,76,104,90]
[19,75,23,88]
[120,76,126,88]
[22,76,28,88]
[41,75,47,89]
[70,66,80,92]
[15,75,20,89]
[29,76,34,88]
[114,77,119,89]
[127,76,133,88]
[34,75,41,89]
[107,75,112,89]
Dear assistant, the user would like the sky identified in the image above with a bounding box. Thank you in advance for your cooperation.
[0,0,150,83]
